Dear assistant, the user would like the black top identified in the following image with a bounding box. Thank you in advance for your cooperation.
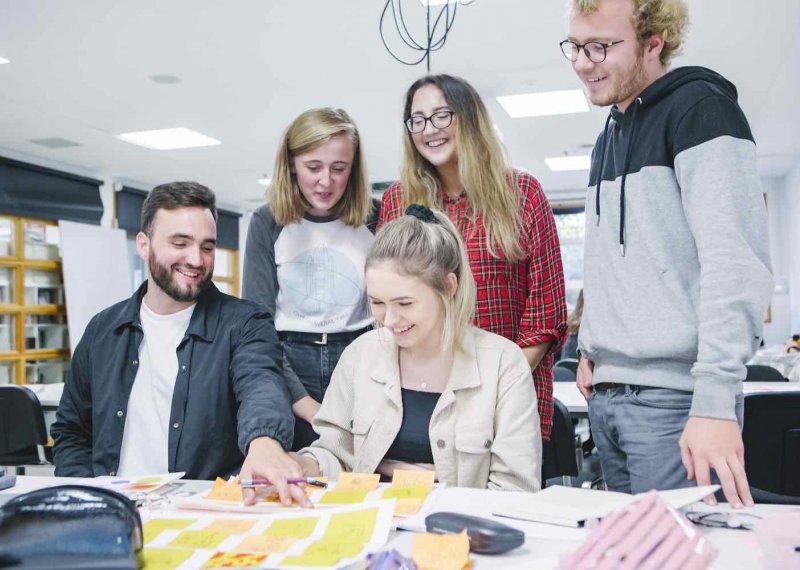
[385,389,441,464]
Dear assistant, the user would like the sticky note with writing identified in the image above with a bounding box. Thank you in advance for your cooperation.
[391,469,435,490]
[412,530,470,570]
[334,473,380,491]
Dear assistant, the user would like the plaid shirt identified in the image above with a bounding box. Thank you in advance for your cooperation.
[378,172,567,440]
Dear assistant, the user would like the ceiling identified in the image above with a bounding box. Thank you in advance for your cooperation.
[0,0,798,211]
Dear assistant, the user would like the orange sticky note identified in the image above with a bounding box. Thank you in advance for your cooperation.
[142,547,194,569]
[412,530,471,570]
[204,519,257,534]
[394,498,424,516]
[319,489,368,504]
[264,517,320,539]
[391,469,435,490]
[334,473,380,491]
[169,529,229,549]
[143,518,195,543]
[206,477,243,502]
[202,551,267,568]
[235,534,297,554]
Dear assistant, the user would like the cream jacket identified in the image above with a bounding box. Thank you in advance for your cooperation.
[300,327,542,491]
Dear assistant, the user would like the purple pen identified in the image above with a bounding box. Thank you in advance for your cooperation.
[239,477,327,488]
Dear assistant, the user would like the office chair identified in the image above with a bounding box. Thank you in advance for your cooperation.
[742,392,800,498]
[554,358,579,374]
[553,366,576,383]
[0,385,52,474]
[542,398,579,485]
[745,364,786,382]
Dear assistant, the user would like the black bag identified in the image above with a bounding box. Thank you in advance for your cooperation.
[0,485,143,569]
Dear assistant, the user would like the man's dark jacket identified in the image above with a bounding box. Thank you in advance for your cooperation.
[51,282,294,479]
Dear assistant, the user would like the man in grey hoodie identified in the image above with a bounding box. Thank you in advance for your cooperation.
[562,0,772,507]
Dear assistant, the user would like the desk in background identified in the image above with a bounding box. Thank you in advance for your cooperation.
[750,348,800,382]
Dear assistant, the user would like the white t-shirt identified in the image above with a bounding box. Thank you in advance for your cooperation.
[117,300,195,476]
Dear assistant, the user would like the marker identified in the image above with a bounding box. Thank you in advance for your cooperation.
[239,477,327,489]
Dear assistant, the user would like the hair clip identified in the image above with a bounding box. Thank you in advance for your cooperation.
[405,204,439,224]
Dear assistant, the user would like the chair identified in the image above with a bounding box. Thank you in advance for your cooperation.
[745,364,786,382]
[742,393,800,497]
[553,366,576,383]
[541,398,579,484]
[0,385,52,474]
[554,358,579,374]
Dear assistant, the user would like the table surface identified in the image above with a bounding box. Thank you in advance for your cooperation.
[1,476,797,570]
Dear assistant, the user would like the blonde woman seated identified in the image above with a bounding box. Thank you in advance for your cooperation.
[294,204,542,491]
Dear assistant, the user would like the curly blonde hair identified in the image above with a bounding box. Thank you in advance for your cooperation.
[571,0,689,66]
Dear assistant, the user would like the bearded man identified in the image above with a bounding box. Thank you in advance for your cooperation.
[53,181,309,506]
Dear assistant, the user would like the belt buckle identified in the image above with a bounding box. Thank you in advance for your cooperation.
[313,333,328,345]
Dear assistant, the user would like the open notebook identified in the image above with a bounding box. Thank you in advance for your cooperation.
[493,485,719,527]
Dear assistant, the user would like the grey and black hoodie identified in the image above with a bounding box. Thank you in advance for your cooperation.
[578,66,773,420]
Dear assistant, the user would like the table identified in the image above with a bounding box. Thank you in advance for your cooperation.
[2,476,797,569]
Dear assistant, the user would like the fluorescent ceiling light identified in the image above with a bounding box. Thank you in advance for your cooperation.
[257,177,272,186]
[0,57,9,65]
[545,155,591,171]
[497,90,589,118]
[117,128,220,150]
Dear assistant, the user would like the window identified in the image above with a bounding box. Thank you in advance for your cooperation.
[552,204,585,314]
[212,248,240,297]
[0,216,70,385]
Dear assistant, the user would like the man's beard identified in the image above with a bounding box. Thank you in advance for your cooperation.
[148,252,212,303]
[594,51,647,108]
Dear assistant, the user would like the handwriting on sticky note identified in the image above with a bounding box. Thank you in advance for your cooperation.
[319,489,369,504]
[394,498,424,516]
[280,538,357,566]
[334,473,380,491]
[324,507,378,545]
[204,519,257,534]
[392,469,435,490]
[264,517,319,539]
[143,519,195,543]
[169,529,229,549]
[202,551,267,568]
[413,530,470,570]
[235,534,296,554]
[142,547,194,570]
[383,485,429,500]
[206,477,243,502]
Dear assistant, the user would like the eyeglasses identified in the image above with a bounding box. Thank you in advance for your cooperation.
[685,510,762,531]
[560,39,625,63]
[405,110,455,134]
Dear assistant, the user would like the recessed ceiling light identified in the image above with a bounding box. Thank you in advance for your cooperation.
[0,57,9,65]
[117,128,220,150]
[497,90,589,118]
[545,155,591,171]
[257,177,272,186]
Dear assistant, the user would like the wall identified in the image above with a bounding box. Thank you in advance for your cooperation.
[762,176,792,345]
[785,162,800,335]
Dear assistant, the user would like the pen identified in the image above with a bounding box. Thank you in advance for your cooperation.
[239,477,327,489]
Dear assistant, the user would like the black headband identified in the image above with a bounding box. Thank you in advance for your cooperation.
[405,204,439,224]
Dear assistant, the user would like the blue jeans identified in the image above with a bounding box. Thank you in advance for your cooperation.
[588,384,744,494]
[282,339,349,451]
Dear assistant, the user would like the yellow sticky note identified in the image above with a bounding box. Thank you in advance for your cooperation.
[412,530,471,570]
[143,519,195,543]
[204,519,257,534]
[235,534,297,554]
[142,548,194,570]
[319,489,368,504]
[280,539,357,566]
[264,517,320,539]
[334,473,380,491]
[394,498,424,516]
[202,551,267,568]
[169,529,229,549]
[206,477,243,502]
[323,507,378,544]
[391,469,436,490]
[382,485,429,500]
[135,476,162,484]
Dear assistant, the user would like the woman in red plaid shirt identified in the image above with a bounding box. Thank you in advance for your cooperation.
[378,74,567,441]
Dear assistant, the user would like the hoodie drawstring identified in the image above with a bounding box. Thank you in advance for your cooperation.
[594,113,613,226]
[618,97,642,257]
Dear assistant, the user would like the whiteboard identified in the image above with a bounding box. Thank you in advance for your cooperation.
[59,220,132,353]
